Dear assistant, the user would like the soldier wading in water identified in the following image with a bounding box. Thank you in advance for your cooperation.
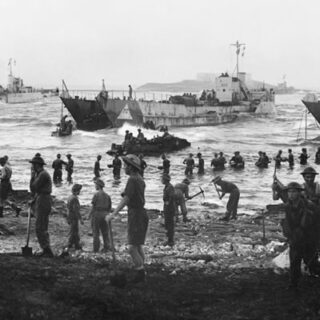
[107,154,149,283]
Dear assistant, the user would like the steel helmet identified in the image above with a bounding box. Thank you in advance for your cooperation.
[122,154,141,171]
[301,167,319,175]
[284,182,304,191]
[29,156,46,166]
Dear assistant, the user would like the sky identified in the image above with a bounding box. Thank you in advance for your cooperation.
[1,0,320,90]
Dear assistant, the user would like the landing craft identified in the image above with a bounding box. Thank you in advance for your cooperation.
[59,42,276,131]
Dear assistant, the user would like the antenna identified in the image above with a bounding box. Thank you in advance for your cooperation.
[230,41,246,79]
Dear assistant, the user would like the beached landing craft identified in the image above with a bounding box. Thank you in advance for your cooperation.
[301,93,320,125]
[60,42,276,131]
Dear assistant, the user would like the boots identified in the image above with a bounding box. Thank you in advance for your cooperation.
[131,269,146,283]
[39,247,54,258]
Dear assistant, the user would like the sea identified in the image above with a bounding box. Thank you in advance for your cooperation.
[1,93,320,218]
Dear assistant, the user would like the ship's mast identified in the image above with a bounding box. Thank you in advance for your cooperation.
[231,41,246,79]
[8,58,13,76]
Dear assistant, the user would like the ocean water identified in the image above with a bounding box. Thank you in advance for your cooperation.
[0,93,319,217]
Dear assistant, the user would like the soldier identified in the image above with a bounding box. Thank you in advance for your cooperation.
[262,152,270,168]
[255,151,264,168]
[281,182,320,288]
[161,174,176,247]
[230,151,245,169]
[274,150,286,168]
[67,184,83,250]
[124,130,130,142]
[158,154,170,174]
[65,154,74,183]
[139,154,147,178]
[315,147,320,164]
[29,155,54,257]
[89,178,112,253]
[183,153,195,175]
[52,154,67,184]
[211,153,220,171]
[288,149,294,169]
[174,178,191,223]
[196,152,204,175]
[94,155,104,179]
[300,167,320,206]
[299,148,309,165]
[0,157,21,217]
[112,154,122,179]
[218,152,227,170]
[128,84,133,100]
[213,176,240,221]
[137,128,145,141]
[107,154,149,283]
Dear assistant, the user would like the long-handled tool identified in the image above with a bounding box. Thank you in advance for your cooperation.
[22,206,33,257]
[108,221,127,288]
[213,183,222,199]
[187,187,205,200]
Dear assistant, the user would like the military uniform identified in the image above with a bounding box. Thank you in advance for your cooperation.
[197,158,204,174]
[67,193,82,249]
[31,168,52,251]
[112,157,122,179]
[216,179,240,220]
[174,182,189,221]
[162,158,170,174]
[282,197,320,286]
[52,157,66,183]
[94,160,101,178]
[163,182,175,245]
[91,189,112,252]
[66,157,74,183]
[123,173,148,245]
[183,157,194,175]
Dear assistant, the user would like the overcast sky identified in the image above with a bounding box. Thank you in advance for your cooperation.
[1,0,319,89]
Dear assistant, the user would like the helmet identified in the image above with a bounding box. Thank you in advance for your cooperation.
[72,183,82,193]
[285,182,304,191]
[182,178,190,185]
[122,154,141,171]
[94,178,105,188]
[29,156,46,166]
[301,167,319,175]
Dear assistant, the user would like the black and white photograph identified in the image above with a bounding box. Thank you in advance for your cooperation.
[1,0,320,319]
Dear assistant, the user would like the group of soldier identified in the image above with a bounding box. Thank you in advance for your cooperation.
[3,143,320,286]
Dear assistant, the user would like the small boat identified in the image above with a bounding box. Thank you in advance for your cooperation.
[302,93,320,125]
[106,134,191,157]
[51,126,73,137]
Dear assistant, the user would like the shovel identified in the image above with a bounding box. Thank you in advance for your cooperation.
[22,206,33,257]
[108,221,127,288]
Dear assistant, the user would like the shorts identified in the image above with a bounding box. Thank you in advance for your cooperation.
[127,207,149,245]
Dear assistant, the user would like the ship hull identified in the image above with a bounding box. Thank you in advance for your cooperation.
[1,92,43,104]
[60,97,112,131]
[61,94,276,131]
[302,99,320,125]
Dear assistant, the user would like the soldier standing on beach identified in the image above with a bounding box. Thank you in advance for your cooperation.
[0,157,21,217]
[174,178,191,223]
[89,178,112,253]
[281,182,320,288]
[94,155,104,179]
[29,155,54,257]
[107,154,149,283]
[66,154,74,183]
[299,148,309,165]
[162,174,175,247]
[213,176,240,222]
[158,153,170,174]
